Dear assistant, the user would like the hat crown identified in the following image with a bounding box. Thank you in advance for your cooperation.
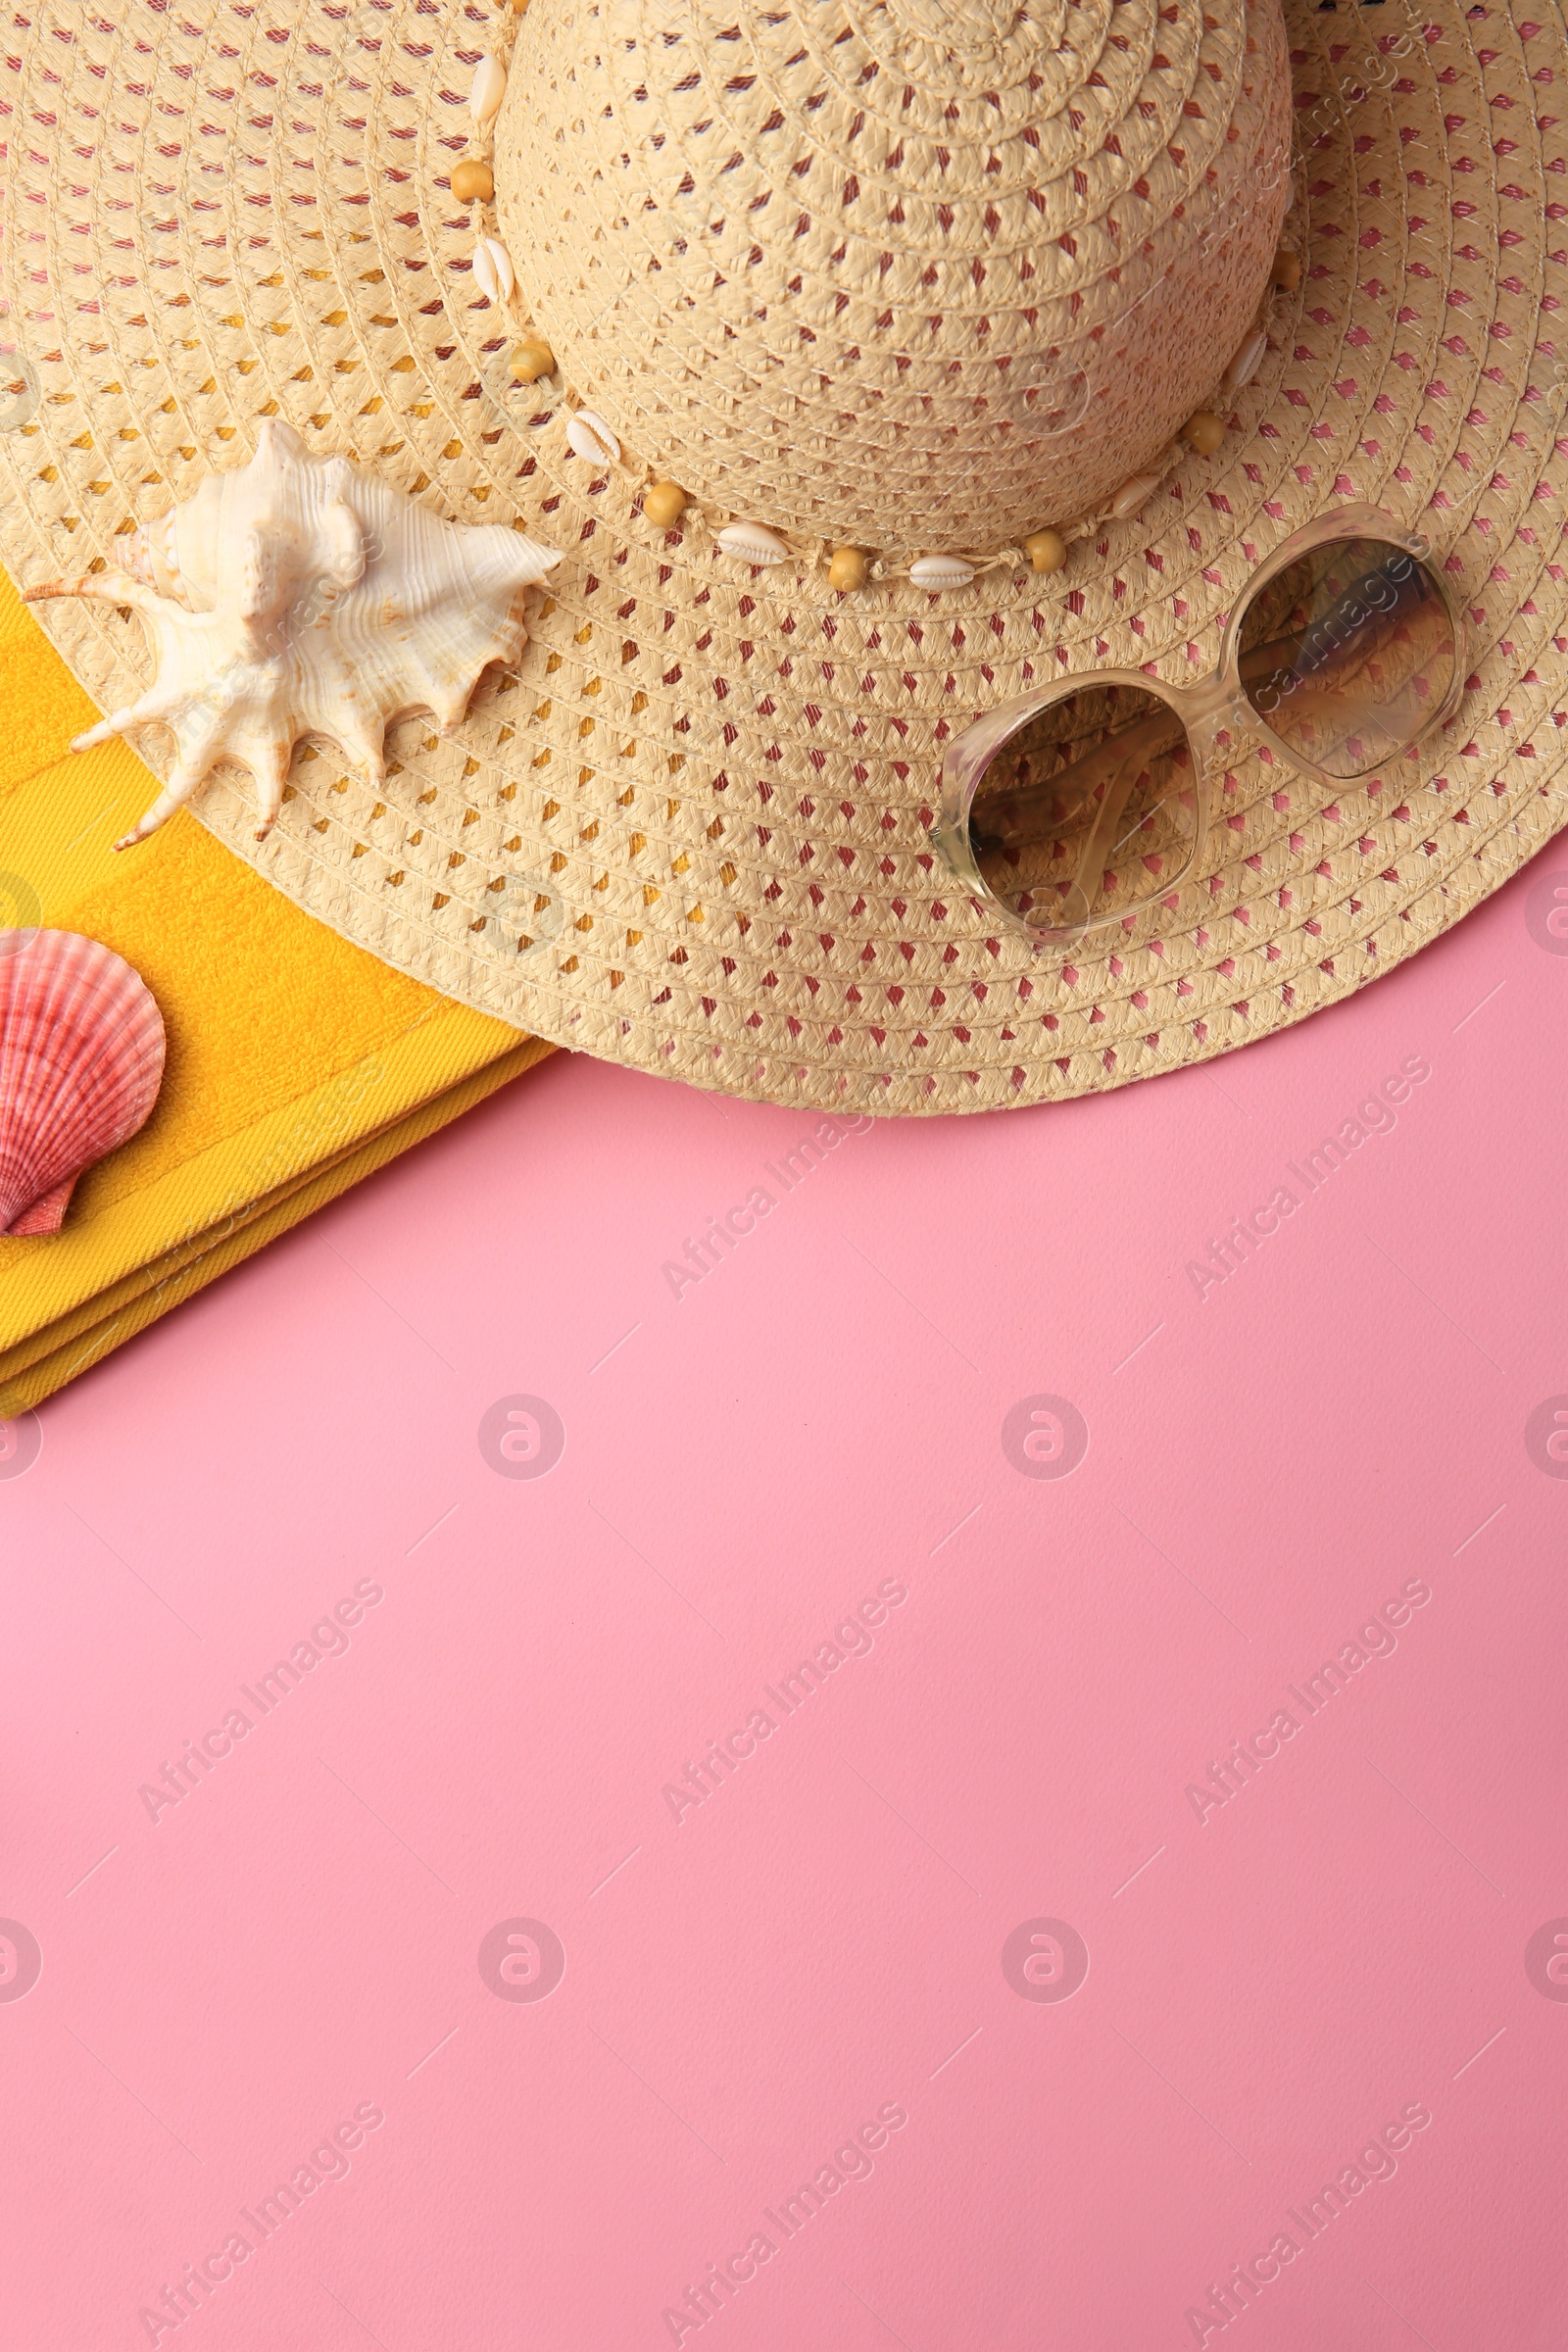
[498,0,1292,556]
[860,0,1068,79]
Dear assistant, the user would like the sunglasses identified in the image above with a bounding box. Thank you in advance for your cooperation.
[934,506,1467,951]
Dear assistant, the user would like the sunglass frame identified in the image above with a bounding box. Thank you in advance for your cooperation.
[933,503,1468,953]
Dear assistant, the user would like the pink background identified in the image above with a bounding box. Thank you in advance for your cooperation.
[3,851,1567,2351]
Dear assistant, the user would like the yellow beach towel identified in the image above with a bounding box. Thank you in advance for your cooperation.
[0,571,548,1411]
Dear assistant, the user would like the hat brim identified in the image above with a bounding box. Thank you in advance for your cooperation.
[0,0,1564,1114]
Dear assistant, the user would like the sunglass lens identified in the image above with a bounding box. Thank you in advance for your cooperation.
[966,683,1198,934]
[1237,538,1455,778]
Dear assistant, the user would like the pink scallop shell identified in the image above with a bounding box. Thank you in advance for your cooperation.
[0,929,166,1236]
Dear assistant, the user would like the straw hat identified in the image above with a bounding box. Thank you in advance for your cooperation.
[0,0,1563,1117]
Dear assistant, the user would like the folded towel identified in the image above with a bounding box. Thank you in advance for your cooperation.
[0,568,547,1410]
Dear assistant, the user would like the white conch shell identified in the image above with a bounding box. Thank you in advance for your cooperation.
[716,521,788,564]
[469,52,507,126]
[909,554,976,588]
[472,236,515,307]
[24,420,561,847]
[564,411,621,466]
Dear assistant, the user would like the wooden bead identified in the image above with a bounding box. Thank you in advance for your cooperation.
[1180,411,1225,456]
[642,480,688,529]
[1271,247,1301,292]
[828,545,868,592]
[451,158,494,204]
[1023,527,1067,574]
[510,337,556,385]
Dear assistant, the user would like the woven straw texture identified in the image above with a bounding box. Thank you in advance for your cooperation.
[0,0,1564,1118]
[501,0,1291,552]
